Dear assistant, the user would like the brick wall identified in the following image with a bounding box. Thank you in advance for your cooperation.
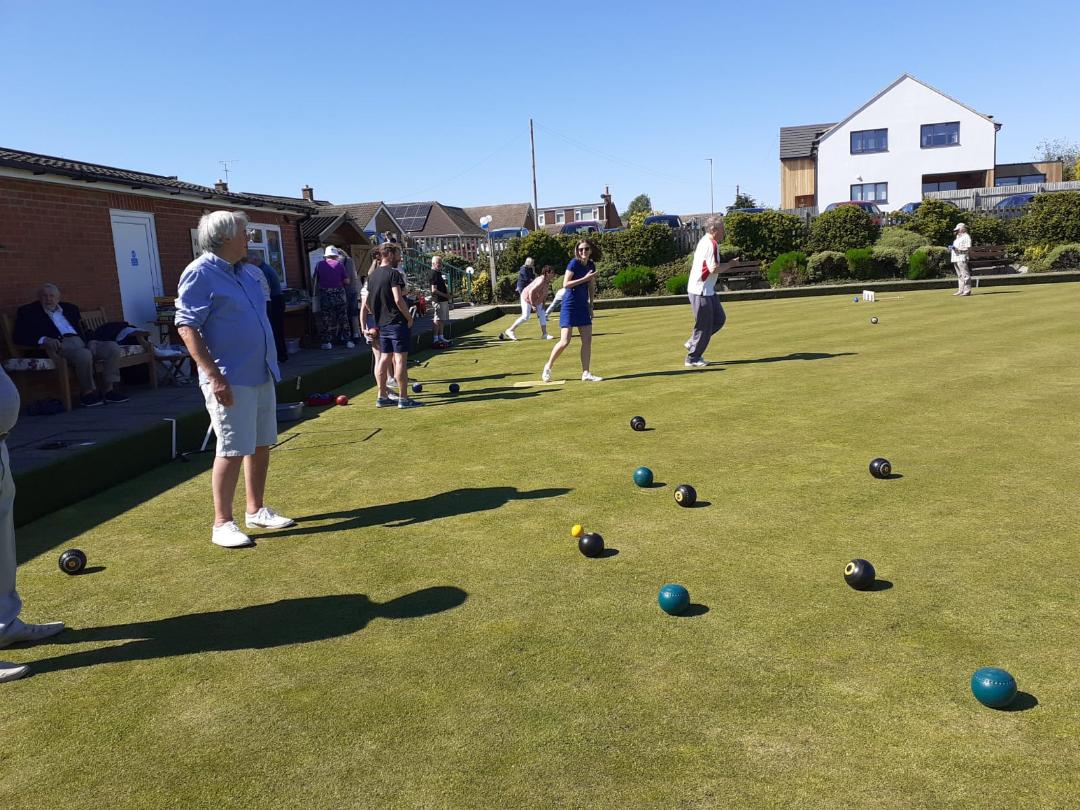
[0,176,303,317]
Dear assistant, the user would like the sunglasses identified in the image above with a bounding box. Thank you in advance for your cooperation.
[577,246,591,252]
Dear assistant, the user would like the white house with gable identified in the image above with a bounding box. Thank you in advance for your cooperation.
[779,75,1065,212]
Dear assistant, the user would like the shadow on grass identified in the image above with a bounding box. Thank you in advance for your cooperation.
[24,587,467,678]
[274,486,572,537]
[1001,691,1039,712]
[596,548,619,558]
[682,603,710,617]
[606,367,726,382]
[16,453,216,565]
[714,351,857,365]
[421,387,559,407]
[973,290,1023,296]
[882,473,904,481]
[418,372,529,385]
[866,578,893,592]
[687,500,712,509]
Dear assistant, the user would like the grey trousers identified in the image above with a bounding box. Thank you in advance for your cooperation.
[59,335,121,392]
[0,441,21,636]
[687,294,726,360]
[953,258,971,294]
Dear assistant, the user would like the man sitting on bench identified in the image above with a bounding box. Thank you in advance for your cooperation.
[13,283,128,407]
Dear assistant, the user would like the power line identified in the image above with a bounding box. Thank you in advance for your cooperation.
[396,132,526,200]
[533,121,697,186]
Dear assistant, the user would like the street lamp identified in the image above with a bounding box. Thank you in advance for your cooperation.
[707,158,714,214]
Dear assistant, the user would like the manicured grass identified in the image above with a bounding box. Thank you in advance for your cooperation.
[4,285,1080,808]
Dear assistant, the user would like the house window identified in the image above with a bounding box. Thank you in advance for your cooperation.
[574,207,597,221]
[850,128,888,154]
[994,174,1045,187]
[851,182,888,203]
[921,122,960,148]
[555,211,565,225]
[247,223,287,286]
[538,211,546,226]
[922,181,958,193]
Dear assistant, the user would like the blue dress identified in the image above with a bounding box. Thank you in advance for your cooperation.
[560,258,593,329]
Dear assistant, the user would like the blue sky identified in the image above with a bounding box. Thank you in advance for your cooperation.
[2,0,1077,214]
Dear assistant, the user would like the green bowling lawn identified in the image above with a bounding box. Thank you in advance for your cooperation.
[5,284,1080,809]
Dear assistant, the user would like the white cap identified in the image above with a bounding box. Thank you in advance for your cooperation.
[953,223,966,231]
[324,246,343,258]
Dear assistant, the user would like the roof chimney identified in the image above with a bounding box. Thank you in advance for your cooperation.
[302,185,314,201]
[601,185,611,203]
[214,179,229,193]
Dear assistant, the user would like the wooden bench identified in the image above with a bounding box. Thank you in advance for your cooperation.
[716,260,767,291]
[967,245,1011,275]
[0,308,156,411]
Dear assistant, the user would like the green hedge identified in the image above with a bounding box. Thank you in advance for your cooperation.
[806,251,847,282]
[665,273,689,295]
[1017,191,1080,247]
[766,251,808,286]
[496,231,571,277]
[612,265,657,296]
[1032,242,1080,272]
[844,247,877,280]
[908,246,950,279]
[809,206,879,252]
[723,210,806,264]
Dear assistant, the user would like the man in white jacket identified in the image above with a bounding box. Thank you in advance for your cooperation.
[685,216,730,366]
[950,222,973,296]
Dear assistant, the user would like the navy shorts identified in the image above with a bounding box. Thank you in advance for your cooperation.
[379,322,411,354]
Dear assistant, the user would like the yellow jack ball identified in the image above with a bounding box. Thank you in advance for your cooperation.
[571,524,584,538]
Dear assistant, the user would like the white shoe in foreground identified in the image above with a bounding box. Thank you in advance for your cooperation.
[684,359,708,368]
[245,507,296,530]
[212,521,253,548]
[544,334,555,340]
[581,371,603,382]
[505,330,517,341]
[0,619,65,649]
[541,367,552,383]
[0,661,30,683]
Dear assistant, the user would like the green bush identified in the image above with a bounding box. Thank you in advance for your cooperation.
[871,247,906,279]
[766,251,808,287]
[809,206,879,252]
[718,243,742,262]
[665,273,690,295]
[907,246,950,280]
[723,210,806,264]
[1017,191,1080,247]
[1032,242,1080,272]
[602,224,681,266]
[875,227,931,261]
[806,251,848,283]
[844,247,877,280]
[495,230,571,277]
[592,259,622,294]
[495,273,518,303]
[653,258,689,288]
[469,269,491,303]
[966,214,1014,247]
[908,198,966,244]
[611,265,657,296]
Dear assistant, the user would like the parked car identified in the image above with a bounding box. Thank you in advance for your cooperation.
[489,227,528,239]
[559,220,603,235]
[643,214,683,228]
[897,200,958,214]
[824,201,884,225]
[603,226,625,233]
[993,192,1037,210]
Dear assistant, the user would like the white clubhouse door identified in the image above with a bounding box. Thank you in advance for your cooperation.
[110,210,164,337]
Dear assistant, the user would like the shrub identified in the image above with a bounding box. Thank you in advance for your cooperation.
[592,259,622,294]
[602,224,680,266]
[875,227,931,262]
[718,243,742,262]
[1020,245,1049,270]
[612,265,657,296]
[908,198,966,244]
[966,214,1014,247]
[809,206,879,252]
[653,258,689,288]
[723,210,806,264]
[495,273,518,303]
[844,247,877,280]
[907,246,950,279]
[766,251,808,287]
[495,230,571,277]
[870,247,906,279]
[665,273,690,295]
[1032,242,1080,272]
[806,251,848,283]
[468,269,491,303]
[1016,191,1080,247]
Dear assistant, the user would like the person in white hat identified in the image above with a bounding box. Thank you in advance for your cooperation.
[313,246,353,348]
[950,223,972,296]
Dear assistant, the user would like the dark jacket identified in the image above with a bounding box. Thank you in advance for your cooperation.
[13,301,85,347]
[516,265,535,294]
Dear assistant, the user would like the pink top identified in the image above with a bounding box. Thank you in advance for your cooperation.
[523,273,551,306]
[314,259,348,289]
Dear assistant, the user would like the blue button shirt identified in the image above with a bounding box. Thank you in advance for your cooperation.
[175,253,280,386]
[257,261,284,298]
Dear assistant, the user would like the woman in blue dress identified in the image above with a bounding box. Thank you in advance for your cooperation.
[542,241,602,382]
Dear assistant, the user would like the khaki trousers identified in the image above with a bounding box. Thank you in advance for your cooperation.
[953,259,971,294]
[58,335,121,392]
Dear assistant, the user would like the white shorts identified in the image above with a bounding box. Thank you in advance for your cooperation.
[201,378,278,457]
[432,301,450,323]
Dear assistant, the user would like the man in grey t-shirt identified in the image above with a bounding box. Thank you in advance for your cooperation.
[0,367,65,682]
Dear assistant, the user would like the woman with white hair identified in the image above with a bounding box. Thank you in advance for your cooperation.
[312,246,353,349]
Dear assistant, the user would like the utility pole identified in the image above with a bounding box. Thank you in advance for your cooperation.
[707,158,714,214]
[530,118,539,226]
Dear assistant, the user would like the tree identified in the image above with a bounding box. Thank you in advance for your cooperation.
[622,194,652,222]
[628,208,664,229]
[1035,138,1079,182]
[729,191,758,211]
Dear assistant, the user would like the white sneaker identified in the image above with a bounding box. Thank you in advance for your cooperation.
[0,618,65,649]
[387,377,398,389]
[684,339,693,351]
[505,330,518,341]
[544,334,555,340]
[685,359,707,368]
[321,342,333,350]
[345,341,356,349]
[541,367,552,383]
[581,371,603,382]
[245,507,296,530]
[0,661,30,683]
[212,521,253,548]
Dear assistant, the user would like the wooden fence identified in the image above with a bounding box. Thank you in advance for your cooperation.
[926,180,1080,210]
